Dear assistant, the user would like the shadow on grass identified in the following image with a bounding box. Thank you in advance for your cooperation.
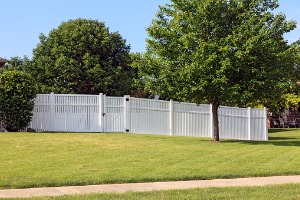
[222,139,300,147]
[222,129,300,147]
[268,129,296,133]
[268,137,298,141]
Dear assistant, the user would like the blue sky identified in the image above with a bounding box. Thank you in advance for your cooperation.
[0,0,299,59]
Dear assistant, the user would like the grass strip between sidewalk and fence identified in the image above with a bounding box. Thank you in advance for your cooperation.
[0,129,299,189]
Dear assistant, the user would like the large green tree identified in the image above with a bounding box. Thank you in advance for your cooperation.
[29,18,133,95]
[140,0,299,141]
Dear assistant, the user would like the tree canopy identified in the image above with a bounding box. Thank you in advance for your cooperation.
[139,0,299,140]
[29,18,133,95]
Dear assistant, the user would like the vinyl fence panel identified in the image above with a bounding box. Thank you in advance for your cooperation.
[130,97,170,135]
[31,93,102,132]
[173,102,212,137]
[30,94,52,132]
[219,106,249,140]
[105,96,124,132]
[250,108,268,140]
[218,106,268,140]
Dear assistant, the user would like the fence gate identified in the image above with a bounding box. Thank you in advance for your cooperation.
[104,96,125,132]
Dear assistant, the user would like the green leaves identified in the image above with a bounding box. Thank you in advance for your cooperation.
[142,0,298,107]
[0,71,37,132]
[29,18,133,95]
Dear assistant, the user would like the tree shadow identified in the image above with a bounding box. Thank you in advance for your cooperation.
[268,137,298,141]
[268,128,295,133]
[221,129,300,147]
[222,139,300,147]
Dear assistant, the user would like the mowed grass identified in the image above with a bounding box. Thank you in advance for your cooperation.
[3,184,300,200]
[0,129,299,189]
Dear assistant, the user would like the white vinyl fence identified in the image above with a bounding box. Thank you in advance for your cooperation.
[23,93,268,140]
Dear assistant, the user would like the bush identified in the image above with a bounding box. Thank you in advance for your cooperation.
[0,70,37,131]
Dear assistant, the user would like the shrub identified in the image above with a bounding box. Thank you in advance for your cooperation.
[0,70,37,131]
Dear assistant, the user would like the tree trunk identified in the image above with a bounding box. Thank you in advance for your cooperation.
[212,99,220,141]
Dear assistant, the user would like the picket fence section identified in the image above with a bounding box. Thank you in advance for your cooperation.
[24,93,268,140]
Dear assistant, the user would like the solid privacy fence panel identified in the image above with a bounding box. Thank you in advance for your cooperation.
[2,93,268,140]
[173,101,212,137]
[219,106,249,140]
[218,106,267,140]
[130,97,170,135]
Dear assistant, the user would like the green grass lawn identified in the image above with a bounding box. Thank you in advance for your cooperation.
[0,129,299,189]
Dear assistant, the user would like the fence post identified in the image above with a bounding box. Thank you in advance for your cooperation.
[264,107,268,140]
[169,99,174,136]
[103,94,107,132]
[210,104,214,138]
[248,107,252,140]
[99,93,104,132]
[124,95,131,132]
[50,92,55,131]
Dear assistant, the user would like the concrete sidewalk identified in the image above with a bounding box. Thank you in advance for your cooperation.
[0,175,300,198]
